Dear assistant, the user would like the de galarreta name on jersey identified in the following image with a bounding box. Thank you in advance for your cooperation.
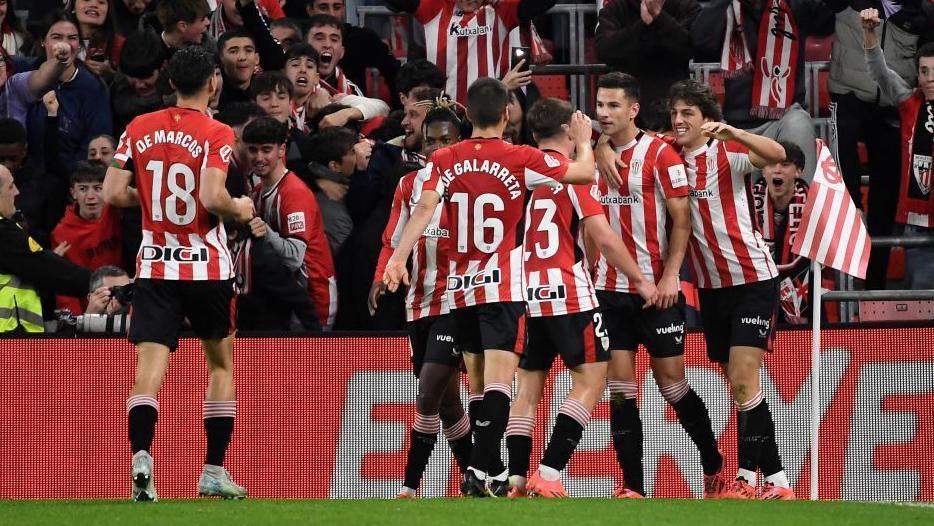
[440,159,523,200]
[134,130,204,158]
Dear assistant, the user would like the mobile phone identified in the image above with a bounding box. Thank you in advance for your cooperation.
[510,46,531,72]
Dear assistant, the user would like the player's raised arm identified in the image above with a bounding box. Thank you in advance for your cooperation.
[701,122,785,169]
[103,131,139,208]
[561,111,596,184]
[383,187,441,292]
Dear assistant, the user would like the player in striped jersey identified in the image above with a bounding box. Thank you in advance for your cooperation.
[371,97,475,498]
[384,0,557,104]
[593,73,727,499]
[504,97,656,498]
[668,79,794,500]
[104,47,254,501]
[384,78,596,497]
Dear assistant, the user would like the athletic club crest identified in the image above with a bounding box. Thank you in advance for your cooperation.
[913,154,932,196]
[629,160,642,175]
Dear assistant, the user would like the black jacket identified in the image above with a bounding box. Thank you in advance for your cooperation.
[595,0,700,109]
[340,24,401,102]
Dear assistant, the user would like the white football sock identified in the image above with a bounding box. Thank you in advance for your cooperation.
[736,468,757,486]
[765,471,790,488]
[538,465,561,482]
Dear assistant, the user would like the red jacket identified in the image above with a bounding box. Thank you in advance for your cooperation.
[51,204,123,314]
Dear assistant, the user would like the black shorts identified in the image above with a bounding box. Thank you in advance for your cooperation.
[451,302,527,355]
[596,291,686,358]
[407,314,463,376]
[128,278,236,351]
[520,310,610,371]
[697,278,778,363]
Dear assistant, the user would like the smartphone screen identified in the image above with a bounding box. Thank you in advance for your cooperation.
[510,46,531,72]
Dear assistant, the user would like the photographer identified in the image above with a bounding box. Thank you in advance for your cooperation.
[84,266,131,316]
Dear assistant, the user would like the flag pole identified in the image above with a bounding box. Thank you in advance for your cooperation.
[809,259,821,501]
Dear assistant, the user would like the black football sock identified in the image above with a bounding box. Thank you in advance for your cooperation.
[127,396,158,454]
[203,400,236,466]
[610,394,644,495]
[670,388,722,476]
[540,412,585,473]
[442,413,473,474]
[757,400,784,477]
[403,429,438,490]
[736,391,767,477]
[468,385,511,475]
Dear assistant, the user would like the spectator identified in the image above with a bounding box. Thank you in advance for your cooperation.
[305,0,400,99]
[594,0,700,114]
[208,62,224,115]
[825,0,932,290]
[113,0,154,37]
[0,164,91,333]
[1,0,33,56]
[504,88,537,145]
[0,117,65,248]
[250,71,317,184]
[51,161,123,314]
[751,140,813,324]
[270,18,302,50]
[217,27,260,107]
[862,9,934,289]
[209,0,285,41]
[3,11,113,172]
[67,0,125,82]
[244,116,338,329]
[83,265,131,316]
[87,133,116,165]
[111,29,170,133]
[306,14,363,96]
[151,0,213,58]
[384,0,557,104]
[692,0,835,182]
[215,100,265,196]
[306,126,358,255]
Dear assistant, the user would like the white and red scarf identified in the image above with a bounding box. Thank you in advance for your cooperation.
[721,0,799,119]
[320,67,360,97]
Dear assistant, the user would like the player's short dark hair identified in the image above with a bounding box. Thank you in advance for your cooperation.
[120,30,167,79]
[639,98,671,133]
[409,87,442,105]
[285,42,319,65]
[270,18,302,38]
[307,14,344,37]
[597,72,640,102]
[242,116,289,146]
[157,0,211,30]
[218,27,256,53]
[69,160,106,186]
[0,118,27,145]
[777,141,805,170]
[466,78,509,129]
[526,98,573,141]
[167,45,216,96]
[216,102,266,128]
[307,127,357,167]
[668,79,723,122]
[89,265,128,291]
[423,106,463,135]
[918,42,934,65]
[250,71,294,99]
[395,59,446,97]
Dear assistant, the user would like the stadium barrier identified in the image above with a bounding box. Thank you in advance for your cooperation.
[0,329,931,500]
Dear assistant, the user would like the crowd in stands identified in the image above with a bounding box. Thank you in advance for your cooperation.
[0,0,931,334]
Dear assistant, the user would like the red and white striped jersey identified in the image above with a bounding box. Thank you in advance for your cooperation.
[422,138,569,309]
[374,169,450,321]
[254,171,338,328]
[682,139,778,289]
[114,107,235,281]
[415,0,521,104]
[593,132,689,292]
[524,153,604,317]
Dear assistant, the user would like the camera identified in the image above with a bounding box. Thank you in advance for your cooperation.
[109,283,134,306]
[56,309,130,334]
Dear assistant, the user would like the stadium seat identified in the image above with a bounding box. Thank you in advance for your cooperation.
[805,35,832,62]
[534,75,569,101]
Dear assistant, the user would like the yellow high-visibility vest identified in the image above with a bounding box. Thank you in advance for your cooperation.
[0,272,44,333]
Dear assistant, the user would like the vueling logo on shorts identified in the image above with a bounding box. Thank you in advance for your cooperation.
[656,322,684,336]
[436,334,454,343]
[741,315,771,329]
[447,269,501,291]
[599,195,640,206]
[690,188,715,199]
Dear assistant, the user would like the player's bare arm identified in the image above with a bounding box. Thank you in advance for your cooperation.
[562,111,596,184]
[595,134,626,189]
[657,195,690,310]
[199,167,255,222]
[102,166,140,208]
[583,214,657,307]
[700,122,785,169]
[383,189,441,291]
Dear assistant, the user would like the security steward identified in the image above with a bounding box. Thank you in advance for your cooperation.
[0,165,91,333]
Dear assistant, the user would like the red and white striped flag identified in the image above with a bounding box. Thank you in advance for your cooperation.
[791,139,870,278]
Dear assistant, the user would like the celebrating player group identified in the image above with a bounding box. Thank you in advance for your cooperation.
[381,73,795,500]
